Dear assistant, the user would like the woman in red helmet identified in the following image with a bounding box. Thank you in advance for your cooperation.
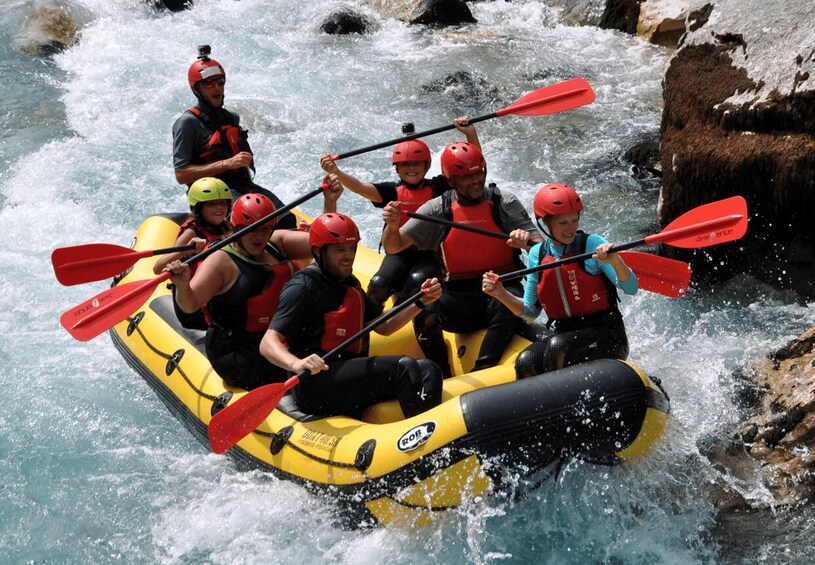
[482,183,638,377]
[260,213,444,419]
[164,182,341,390]
[382,142,542,378]
[318,116,479,308]
[172,45,296,229]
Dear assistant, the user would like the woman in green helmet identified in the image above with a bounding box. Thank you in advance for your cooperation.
[154,177,233,329]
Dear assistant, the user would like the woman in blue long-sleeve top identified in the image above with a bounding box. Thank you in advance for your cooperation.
[482,183,638,378]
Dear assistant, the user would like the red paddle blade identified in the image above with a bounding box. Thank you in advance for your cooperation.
[619,251,692,298]
[52,243,149,286]
[648,196,748,249]
[208,376,300,454]
[60,273,168,341]
[497,78,595,117]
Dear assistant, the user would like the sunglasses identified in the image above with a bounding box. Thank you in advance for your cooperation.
[201,77,226,88]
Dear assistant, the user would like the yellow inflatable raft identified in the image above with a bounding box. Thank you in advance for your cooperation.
[109,213,670,527]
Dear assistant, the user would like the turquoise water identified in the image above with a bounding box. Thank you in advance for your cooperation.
[1,0,814,563]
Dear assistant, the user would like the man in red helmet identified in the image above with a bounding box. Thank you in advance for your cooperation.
[382,142,542,377]
[260,212,444,419]
[319,116,479,308]
[172,45,296,229]
[164,180,341,390]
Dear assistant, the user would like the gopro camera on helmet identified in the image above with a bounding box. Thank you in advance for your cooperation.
[401,122,415,135]
[197,44,211,61]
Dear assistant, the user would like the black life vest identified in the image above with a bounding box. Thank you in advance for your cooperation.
[186,106,252,183]
[203,244,299,334]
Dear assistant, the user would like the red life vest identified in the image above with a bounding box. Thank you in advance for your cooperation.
[321,283,367,355]
[395,183,434,227]
[178,216,224,246]
[535,233,615,321]
[440,190,516,280]
[244,260,299,332]
[186,106,250,165]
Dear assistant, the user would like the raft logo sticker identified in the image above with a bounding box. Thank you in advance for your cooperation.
[397,421,436,452]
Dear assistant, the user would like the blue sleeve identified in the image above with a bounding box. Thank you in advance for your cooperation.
[584,234,638,295]
[521,243,543,321]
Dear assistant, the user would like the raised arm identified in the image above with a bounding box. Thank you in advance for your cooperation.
[320,153,382,203]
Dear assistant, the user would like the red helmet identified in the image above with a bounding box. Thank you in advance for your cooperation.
[440,142,485,179]
[188,57,225,93]
[231,193,276,229]
[533,183,583,220]
[309,213,360,248]
[392,140,431,165]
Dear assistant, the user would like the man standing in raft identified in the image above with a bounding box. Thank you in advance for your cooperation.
[481,183,637,377]
[260,212,444,418]
[381,142,542,376]
[172,45,296,229]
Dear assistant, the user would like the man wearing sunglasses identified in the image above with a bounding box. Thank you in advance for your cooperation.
[172,45,296,229]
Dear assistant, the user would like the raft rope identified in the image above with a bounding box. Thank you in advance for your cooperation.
[252,429,364,471]
[126,314,219,402]
[126,313,366,471]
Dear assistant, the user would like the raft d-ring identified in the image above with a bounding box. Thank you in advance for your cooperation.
[126,312,145,336]
[355,439,376,472]
[165,349,185,376]
[211,391,233,416]
[270,426,294,455]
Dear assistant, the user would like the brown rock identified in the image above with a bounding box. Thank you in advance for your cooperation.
[658,6,815,299]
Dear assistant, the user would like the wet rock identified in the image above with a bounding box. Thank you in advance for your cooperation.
[623,135,662,179]
[599,0,641,34]
[320,10,373,35]
[14,5,79,56]
[368,0,476,26]
[658,1,815,300]
[637,0,691,48]
[151,0,193,12]
[706,328,815,505]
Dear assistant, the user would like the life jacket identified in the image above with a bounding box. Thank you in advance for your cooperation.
[395,183,434,227]
[439,186,520,280]
[178,216,224,246]
[321,282,367,356]
[535,232,619,321]
[186,106,252,178]
[203,244,299,334]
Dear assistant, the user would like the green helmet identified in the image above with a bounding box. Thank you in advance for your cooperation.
[187,177,232,208]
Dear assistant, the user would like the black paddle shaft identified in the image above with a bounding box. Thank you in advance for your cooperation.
[334,113,498,160]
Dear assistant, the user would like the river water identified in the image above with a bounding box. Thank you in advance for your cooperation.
[1,0,814,563]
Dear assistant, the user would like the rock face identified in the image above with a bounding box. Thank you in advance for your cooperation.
[638,0,692,48]
[658,0,815,300]
[703,328,815,506]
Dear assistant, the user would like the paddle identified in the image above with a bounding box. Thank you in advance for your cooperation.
[207,287,429,454]
[52,242,197,286]
[404,211,692,298]
[331,78,595,160]
[497,196,748,282]
[60,184,327,342]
